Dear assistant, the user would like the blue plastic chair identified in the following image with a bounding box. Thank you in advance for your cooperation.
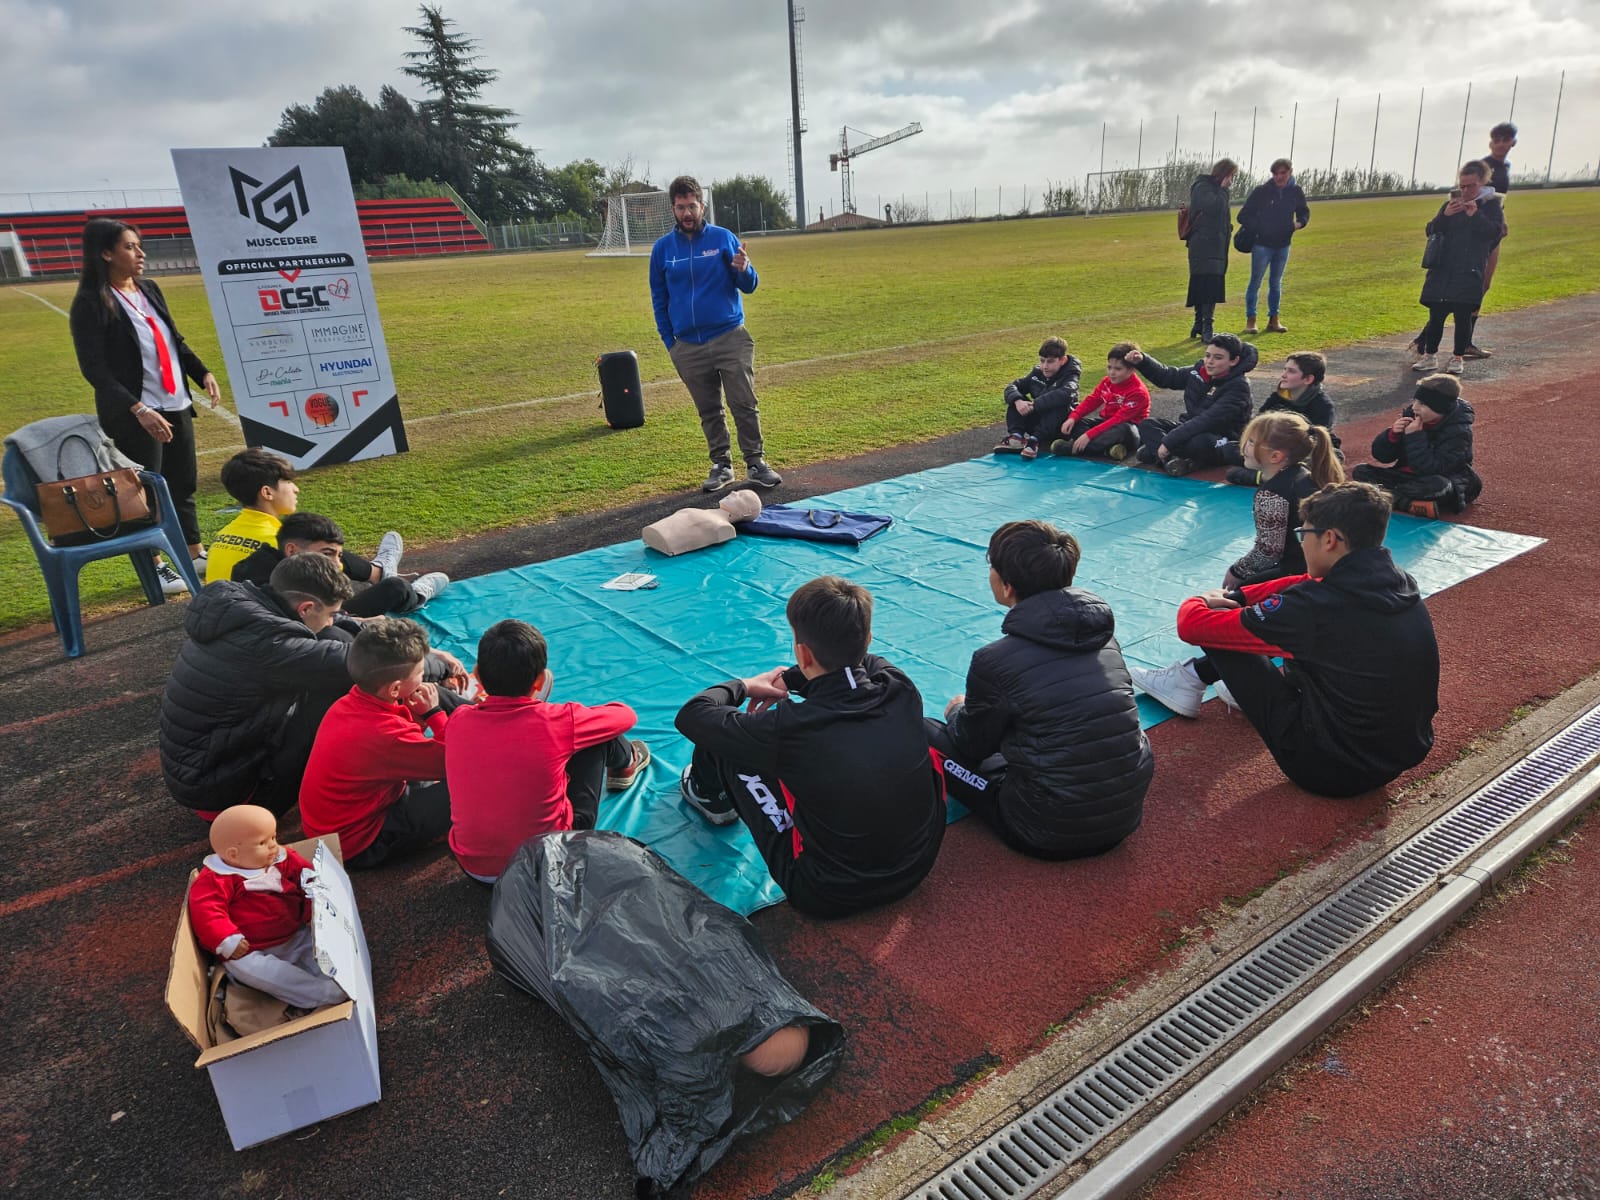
[2,440,203,657]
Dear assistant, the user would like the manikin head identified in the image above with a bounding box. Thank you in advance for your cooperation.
[209,805,282,870]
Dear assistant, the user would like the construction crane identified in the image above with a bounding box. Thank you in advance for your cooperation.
[829,122,923,214]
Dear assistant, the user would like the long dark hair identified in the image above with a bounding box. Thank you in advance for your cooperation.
[77,218,139,313]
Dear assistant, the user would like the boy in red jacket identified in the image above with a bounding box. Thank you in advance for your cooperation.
[186,804,345,1009]
[445,619,650,883]
[299,618,454,869]
[1050,342,1151,460]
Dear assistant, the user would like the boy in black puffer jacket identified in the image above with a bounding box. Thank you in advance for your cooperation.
[1128,335,1258,476]
[1352,375,1481,518]
[926,521,1152,859]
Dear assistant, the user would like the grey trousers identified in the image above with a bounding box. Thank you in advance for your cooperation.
[668,325,765,467]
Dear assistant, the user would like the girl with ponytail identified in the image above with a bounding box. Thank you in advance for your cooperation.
[1224,411,1344,588]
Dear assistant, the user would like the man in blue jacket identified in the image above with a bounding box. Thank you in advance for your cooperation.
[649,175,781,492]
[1236,159,1310,335]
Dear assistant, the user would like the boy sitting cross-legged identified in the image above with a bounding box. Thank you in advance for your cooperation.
[445,619,651,884]
[298,618,458,870]
[926,520,1152,859]
[673,576,947,918]
[994,336,1082,460]
[232,512,448,617]
[1049,342,1151,461]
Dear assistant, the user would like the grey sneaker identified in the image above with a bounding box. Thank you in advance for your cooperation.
[680,764,739,825]
[1129,661,1204,719]
[156,562,190,597]
[411,572,450,604]
[373,531,404,577]
[702,464,736,493]
[747,461,783,489]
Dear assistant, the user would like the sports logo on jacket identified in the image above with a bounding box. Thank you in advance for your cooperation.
[1250,594,1285,619]
[739,773,793,833]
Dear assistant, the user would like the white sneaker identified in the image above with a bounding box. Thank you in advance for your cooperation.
[156,562,190,597]
[1129,660,1204,719]
[191,549,208,575]
[411,572,450,604]
[373,531,404,577]
[1213,679,1239,712]
[1411,353,1438,373]
[1445,355,1465,375]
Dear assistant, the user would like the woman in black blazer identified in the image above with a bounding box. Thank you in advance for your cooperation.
[69,218,222,591]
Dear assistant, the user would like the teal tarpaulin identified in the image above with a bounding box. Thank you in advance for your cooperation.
[416,457,1542,915]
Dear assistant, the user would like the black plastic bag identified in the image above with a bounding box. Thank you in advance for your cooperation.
[486,831,846,1194]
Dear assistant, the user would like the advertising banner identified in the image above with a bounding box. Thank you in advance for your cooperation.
[172,147,408,468]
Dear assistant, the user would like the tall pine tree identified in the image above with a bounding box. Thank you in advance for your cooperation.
[401,4,533,221]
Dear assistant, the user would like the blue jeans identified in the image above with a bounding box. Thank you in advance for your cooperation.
[1245,243,1291,320]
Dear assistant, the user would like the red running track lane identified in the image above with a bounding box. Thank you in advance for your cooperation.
[1139,816,1600,1200]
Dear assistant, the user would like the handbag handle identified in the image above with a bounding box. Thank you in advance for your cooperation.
[806,510,843,529]
[54,432,102,482]
[61,475,128,540]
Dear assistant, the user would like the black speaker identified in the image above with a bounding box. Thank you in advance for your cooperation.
[597,350,645,429]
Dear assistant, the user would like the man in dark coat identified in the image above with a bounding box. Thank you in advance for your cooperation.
[1132,482,1438,797]
[1128,335,1259,476]
[160,554,358,817]
[1352,375,1481,517]
[926,521,1152,859]
[1236,159,1310,335]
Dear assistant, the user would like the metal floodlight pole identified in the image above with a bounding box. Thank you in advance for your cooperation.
[1369,92,1382,183]
[1456,81,1472,169]
[1136,118,1143,170]
[786,0,806,227]
[1547,69,1564,183]
[1249,106,1257,173]
[1173,115,1180,162]
[1289,101,1298,160]
[1411,87,1424,189]
[1100,122,1106,175]
[1509,74,1519,121]
[1210,111,1216,162]
[1328,97,1339,175]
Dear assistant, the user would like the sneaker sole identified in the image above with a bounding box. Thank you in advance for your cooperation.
[748,476,782,489]
[1139,685,1200,719]
[702,475,736,493]
[993,445,1024,455]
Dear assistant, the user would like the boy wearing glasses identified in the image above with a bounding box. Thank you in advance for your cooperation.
[1130,482,1438,797]
[994,336,1082,460]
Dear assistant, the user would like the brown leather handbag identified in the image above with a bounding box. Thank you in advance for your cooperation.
[35,434,152,543]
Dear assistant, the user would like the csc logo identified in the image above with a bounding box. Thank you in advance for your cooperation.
[258,285,331,313]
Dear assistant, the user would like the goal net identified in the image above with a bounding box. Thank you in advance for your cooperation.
[589,188,715,257]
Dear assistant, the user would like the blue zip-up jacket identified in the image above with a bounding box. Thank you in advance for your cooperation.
[649,221,757,348]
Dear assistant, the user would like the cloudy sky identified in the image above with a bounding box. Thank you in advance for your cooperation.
[5,0,1598,220]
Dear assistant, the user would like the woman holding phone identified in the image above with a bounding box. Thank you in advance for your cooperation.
[1413,161,1503,376]
[69,218,223,593]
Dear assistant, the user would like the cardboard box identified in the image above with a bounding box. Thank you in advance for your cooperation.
[165,835,381,1150]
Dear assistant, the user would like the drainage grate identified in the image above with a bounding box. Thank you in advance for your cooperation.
[915,705,1600,1200]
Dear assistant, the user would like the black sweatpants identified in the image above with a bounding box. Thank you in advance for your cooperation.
[1137,418,1230,467]
[345,780,453,870]
[1350,464,1457,510]
[106,402,199,546]
[1195,649,1389,798]
[1005,391,1076,443]
[1058,419,1139,457]
[566,735,636,830]
[1421,302,1475,356]
[344,575,421,617]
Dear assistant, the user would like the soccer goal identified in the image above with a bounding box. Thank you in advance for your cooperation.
[588,188,714,257]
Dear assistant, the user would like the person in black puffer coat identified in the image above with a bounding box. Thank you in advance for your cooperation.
[1130,335,1259,476]
[926,521,1152,860]
[1352,375,1481,517]
[1413,159,1504,373]
[1183,158,1238,340]
[160,555,355,818]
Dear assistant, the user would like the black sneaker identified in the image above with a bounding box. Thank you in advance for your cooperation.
[1225,467,1261,487]
[680,764,738,825]
[747,461,783,489]
[1164,457,1195,477]
[1049,439,1074,457]
[702,464,736,493]
[1136,446,1158,465]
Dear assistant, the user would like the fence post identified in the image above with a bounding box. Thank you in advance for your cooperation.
[1173,115,1180,163]
[1136,118,1143,170]
[1210,111,1216,162]
[1248,106,1257,173]
[1100,122,1106,175]
[1456,81,1472,169]
[1369,92,1382,184]
[1508,74,1518,121]
[1328,97,1339,174]
[1548,69,1565,184]
[1411,87,1424,189]
[1289,101,1298,160]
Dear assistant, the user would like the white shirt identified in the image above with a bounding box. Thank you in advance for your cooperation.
[114,287,191,413]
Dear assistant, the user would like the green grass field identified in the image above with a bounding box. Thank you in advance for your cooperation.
[2,189,1596,634]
